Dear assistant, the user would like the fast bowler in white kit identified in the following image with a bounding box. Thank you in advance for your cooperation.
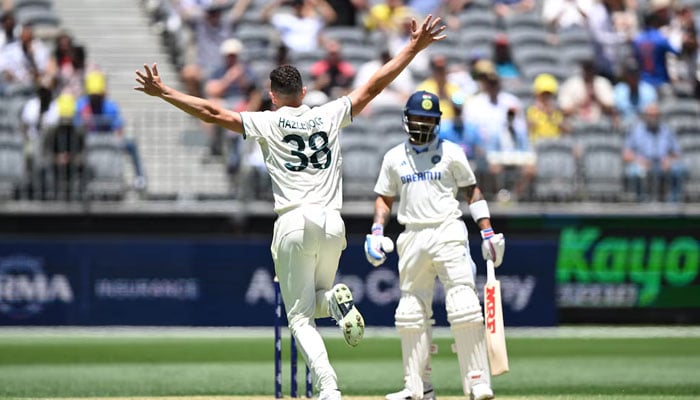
[365,91,506,400]
[135,15,446,400]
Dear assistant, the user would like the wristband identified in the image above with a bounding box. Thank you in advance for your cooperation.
[480,227,494,239]
[469,200,490,223]
[371,223,384,236]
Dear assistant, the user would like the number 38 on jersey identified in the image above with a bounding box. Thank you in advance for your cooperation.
[283,131,332,172]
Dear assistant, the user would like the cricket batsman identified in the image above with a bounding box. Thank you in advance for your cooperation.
[364,91,506,400]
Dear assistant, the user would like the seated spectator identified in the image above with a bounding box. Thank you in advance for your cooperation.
[442,0,481,30]
[20,80,60,182]
[262,0,337,54]
[42,93,85,201]
[416,54,462,123]
[48,31,87,95]
[493,0,535,20]
[204,39,256,108]
[463,71,531,199]
[310,39,356,98]
[352,47,414,112]
[487,104,534,202]
[363,0,414,35]
[613,59,658,129]
[0,22,51,93]
[203,38,256,160]
[407,0,439,16]
[623,103,686,202]
[558,59,617,124]
[542,0,593,33]
[526,73,570,144]
[326,0,365,26]
[438,105,484,173]
[492,34,520,81]
[179,2,234,97]
[633,10,680,96]
[238,96,274,200]
[75,71,147,192]
[667,3,699,97]
[587,0,634,82]
[0,10,17,48]
[386,9,429,77]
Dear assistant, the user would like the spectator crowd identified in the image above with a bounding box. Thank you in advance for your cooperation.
[2,0,700,203]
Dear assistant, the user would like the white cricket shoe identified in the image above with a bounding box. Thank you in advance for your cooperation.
[471,383,494,400]
[319,388,342,400]
[468,371,494,400]
[328,283,364,347]
[385,383,436,400]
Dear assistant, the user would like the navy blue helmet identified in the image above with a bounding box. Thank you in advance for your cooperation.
[403,90,442,144]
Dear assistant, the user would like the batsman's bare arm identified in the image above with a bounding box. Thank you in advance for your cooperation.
[464,185,493,231]
[347,14,446,117]
[134,63,244,133]
[372,195,395,227]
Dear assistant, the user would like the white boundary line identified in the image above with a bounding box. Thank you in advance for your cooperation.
[0,326,699,338]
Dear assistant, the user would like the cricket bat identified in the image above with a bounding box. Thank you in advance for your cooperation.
[484,259,509,376]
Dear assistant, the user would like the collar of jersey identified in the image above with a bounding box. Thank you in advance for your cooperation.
[279,104,311,116]
[407,138,439,154]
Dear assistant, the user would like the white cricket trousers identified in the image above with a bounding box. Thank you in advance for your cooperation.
[397,218,477,300]
[271,206,347,392]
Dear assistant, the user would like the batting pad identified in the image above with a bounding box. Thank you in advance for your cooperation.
[399,328,427,400]
[451,323,491,397]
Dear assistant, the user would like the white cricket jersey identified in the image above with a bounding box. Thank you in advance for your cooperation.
[374,139,477,226]
[241,96,352,214]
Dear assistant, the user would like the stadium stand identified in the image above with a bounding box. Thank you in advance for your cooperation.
[0,134,26,199]
[580,141,626,202]
[83,134,126,201]
[0,0,696,209]
[52,0,231,199]
[533,138,578,201]
[683,142,700,201]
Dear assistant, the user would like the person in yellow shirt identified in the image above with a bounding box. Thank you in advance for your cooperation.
[416,54,462,122]
[526,73,570,144]
[364,0,415,35]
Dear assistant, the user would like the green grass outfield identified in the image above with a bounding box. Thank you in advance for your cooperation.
[0,327,699,400]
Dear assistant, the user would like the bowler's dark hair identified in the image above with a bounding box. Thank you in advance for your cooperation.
[270,64,303,96]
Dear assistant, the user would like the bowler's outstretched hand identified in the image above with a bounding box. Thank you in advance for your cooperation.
[411,14,447,52]
[134,63,166,97]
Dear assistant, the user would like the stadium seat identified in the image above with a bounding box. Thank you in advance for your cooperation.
[0,134,26,199]
[457,9,498,31]
[534,139,578,201]
[504,12,545,31]
[520,61,569,82]
[375,116,406,136]
[340,135,383,200]
[682,144,700,201]
[84,134,126,201]
[341,43,376,68]
[512,45,559,67]
[559,45,596,69]
[557,27,593,48]
[323,26,367,46]
[370,104,404,120]
[507,29,550,48]
[16,7,61,31]
[580,142,624,201]
[571,120,620,150]
[460,25,500,47]
[661,98,700,128]
[427,38,468,65]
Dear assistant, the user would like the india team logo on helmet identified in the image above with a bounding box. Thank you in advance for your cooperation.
[403,91,442,145]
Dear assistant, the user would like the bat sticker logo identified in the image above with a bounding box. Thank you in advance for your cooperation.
[485,286,496,333]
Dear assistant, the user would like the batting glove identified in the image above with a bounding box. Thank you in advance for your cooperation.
[364,224,394,267]
[481,228,505,267]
